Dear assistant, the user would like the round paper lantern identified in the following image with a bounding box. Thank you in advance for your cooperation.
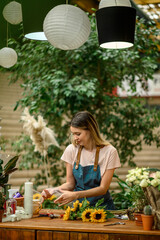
[3,1,22,25]
[43,4,91,50]
[0,47,18,68]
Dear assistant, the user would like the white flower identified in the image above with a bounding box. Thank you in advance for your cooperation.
[140,179,148,188]
[150,179,159,187]
[127,176,136,183]
[155,171,160,179]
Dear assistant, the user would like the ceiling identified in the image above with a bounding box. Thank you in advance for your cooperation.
[0,0,160,48]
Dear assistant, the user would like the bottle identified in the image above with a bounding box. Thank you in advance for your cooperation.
[6,189,18,216]
[3,184,12,215]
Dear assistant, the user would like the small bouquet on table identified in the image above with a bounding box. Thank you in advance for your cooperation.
[127,167,160,229]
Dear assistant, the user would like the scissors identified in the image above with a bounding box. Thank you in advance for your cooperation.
[104,222,126,226]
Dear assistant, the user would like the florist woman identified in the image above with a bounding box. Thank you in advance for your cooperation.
[41,111,121,210]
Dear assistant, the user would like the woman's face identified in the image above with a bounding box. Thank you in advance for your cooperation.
[70,126,91,147]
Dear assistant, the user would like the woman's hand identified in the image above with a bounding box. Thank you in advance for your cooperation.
[54,190,77,206]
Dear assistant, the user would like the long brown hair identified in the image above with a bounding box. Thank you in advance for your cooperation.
[70,111,110,146]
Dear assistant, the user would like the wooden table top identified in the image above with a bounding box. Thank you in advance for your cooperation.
[0,217,160,236]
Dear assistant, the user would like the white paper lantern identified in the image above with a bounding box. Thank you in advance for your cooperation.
[3,1,22,25]
[0,47,18,68]
[99,0,131,9]
[43,4,91,50]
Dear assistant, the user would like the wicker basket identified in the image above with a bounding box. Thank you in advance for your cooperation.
[15,197,24,208]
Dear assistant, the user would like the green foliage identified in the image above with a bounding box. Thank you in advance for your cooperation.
[112,174,148,211]
[1,16,160,186]
[0,155,19,187]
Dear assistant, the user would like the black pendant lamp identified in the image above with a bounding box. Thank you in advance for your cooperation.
[96,0,136,49]
[21,0,66,40]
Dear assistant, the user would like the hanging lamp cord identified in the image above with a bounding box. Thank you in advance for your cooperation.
[6,22,8,47]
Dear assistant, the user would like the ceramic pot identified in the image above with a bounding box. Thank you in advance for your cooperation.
[133,213,143,226]
[141,214,154,231]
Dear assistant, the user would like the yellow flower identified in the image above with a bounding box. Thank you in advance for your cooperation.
[33,193,41,200]
[79,203,82,208]
[81,208,93,222]
[71,200,79,212]
[90,209,106,223]
[49,194,56,201]
[63,206,71,221]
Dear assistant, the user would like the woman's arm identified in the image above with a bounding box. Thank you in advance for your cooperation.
[59,162,75,191]
[54,168,115,206]
[41,163,75,200]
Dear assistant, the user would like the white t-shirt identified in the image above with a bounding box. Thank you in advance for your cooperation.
[61,144,121,176]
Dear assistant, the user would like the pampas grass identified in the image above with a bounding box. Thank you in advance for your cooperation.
[21,107,59,186]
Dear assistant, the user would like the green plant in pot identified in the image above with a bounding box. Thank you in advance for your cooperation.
[0,155,19,221]
[141,205,154,231]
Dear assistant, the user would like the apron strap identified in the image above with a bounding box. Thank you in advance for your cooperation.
[75,146,83,170]
[75,145,104,171]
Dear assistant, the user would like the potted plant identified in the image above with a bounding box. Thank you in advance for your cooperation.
[141,205,154,231]
[0,155,19,222]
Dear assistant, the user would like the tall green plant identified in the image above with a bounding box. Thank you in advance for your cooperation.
[1,16,160,186]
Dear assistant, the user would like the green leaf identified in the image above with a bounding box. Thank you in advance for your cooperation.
[4,155,19,173]
[95,198,104,208]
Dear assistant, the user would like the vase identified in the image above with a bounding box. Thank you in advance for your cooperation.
[0,209,4,222]
[133,213,143,226]
[141,214,154,231]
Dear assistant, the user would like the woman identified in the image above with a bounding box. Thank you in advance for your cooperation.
[41,111,121,209]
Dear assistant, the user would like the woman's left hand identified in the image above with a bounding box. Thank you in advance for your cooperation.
[54,190,77,206]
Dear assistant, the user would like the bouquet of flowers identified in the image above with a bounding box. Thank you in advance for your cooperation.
[126,167,150,212]
[126,167,160,229]
[63,198,114,223]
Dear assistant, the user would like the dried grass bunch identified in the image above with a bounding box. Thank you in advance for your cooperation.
[21,108,59,157]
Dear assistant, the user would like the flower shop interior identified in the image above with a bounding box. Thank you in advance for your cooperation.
[0,0,160,240]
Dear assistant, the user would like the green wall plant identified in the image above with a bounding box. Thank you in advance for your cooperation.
[0,16,160,187]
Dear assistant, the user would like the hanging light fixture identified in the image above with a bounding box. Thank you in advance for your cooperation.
[21,0,65,40]
[0,47,17,68]
[96,0,136,49]
[43,4,91,50]
[2,1,22,25]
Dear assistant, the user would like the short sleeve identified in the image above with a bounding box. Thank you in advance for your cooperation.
[61,144,78,166]
[105,147,121,170]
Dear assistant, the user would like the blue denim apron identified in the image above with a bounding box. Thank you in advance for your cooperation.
[72,146,115,210]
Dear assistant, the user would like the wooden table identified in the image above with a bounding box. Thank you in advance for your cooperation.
[0,217,160,240]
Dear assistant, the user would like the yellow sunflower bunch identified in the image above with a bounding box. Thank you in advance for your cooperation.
[63,198,113,222]
[81,208,106,222]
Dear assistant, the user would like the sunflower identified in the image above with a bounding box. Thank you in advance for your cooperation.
[33,193,41,200]
[63,206,71,221]
[81,208,93,222]
[90,209,106,223]
[71,200,79,212]
[79,203,82,208]
[49,194,56,201]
